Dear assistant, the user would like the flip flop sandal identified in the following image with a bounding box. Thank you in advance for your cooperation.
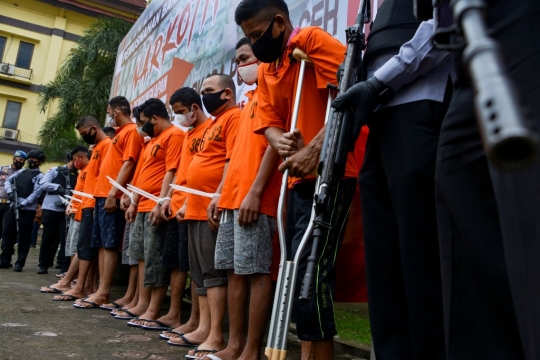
[127,317,153,328]
[55,272,66,279]
[40,286,63,294]
[198,355,223,360]
[159,330,184,341]
[141,320,171,331]
[100,301,122,311]
[52,294,82,301]
[167,334,200,347]
[113,309,137,319]
[185,347,221,360]
[72,298,101,309]
[185,349,218,360]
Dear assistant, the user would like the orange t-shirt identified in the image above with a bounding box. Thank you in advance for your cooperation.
[185,107,240,220]
[219,89,281,217]
[131,125,185,213]
[82,137,111,209]
[256,26,358,187]
[170,119,212,217]
[72,165,87,221]
[93,123,143,198]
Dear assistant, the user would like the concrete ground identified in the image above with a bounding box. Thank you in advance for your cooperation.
[0,247,366,360]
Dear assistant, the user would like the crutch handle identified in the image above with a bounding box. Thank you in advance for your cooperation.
[292,48,313,64]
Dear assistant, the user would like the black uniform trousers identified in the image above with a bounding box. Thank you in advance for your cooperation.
[0,208,36,268]
[435,1,540,358]
[0,202,10,242]
[435,85,524,359]
[38,209,67,270]
[360,99,448,360]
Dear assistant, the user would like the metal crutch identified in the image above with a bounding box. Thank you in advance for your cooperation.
[265,48,334,360]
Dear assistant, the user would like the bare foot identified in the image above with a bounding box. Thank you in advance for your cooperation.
[199,345,243,360]
[154,314,181,329]
[166,321,198,338]
[40,284,70,293]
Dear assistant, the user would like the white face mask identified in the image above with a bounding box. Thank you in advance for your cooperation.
[107,115,117,127]
[238,61,259,85]
[177,109,196,127]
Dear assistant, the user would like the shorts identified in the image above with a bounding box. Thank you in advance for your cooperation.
[287,178,357,341]
[121,222,138,266]
[76,208,97,260]
[65,215,81,257]
[162,219,189,271]
[187,220,228,296]
[91,197,126,249]
[127,212,169,287]
[215,209,276,274]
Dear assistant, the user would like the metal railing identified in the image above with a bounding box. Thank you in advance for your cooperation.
[0,62,32,80]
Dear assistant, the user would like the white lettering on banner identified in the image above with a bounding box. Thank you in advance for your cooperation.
[111,0,354,107]
[133,75,169,106]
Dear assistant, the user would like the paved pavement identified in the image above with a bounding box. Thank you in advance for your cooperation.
[0,247,366,360]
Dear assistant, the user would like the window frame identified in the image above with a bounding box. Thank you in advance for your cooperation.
[2,100,22,130]
[15,41,35,70]
[0,36,6,63]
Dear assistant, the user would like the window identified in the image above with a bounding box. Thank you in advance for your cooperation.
[0,36,6,62]
[3,101,22,129]
[15,41,34,69]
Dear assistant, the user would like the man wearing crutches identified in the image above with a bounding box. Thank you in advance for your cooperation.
[236,1,359,359]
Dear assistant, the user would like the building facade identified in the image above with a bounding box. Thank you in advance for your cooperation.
[0,0,144,166]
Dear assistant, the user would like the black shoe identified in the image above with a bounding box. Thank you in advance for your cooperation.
[13,265,22,272]
[0,263,10,269]
[54,264,62,269]
[37,268,48,274]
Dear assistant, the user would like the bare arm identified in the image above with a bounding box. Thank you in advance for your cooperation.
[238,145,280,226]
[207,160,230,231]
[105,159,136,213]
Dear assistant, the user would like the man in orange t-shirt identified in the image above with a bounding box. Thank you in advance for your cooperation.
[122,98,184,328]
[74,96,142,309]
[53,116,111,301]
[236,1,358,358]
[208,38,281,360]
[157,87,210,339]
[174,75,239,357]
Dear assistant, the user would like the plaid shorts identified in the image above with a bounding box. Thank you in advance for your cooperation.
[214,209,276,274]
[127,212,169,287]
[65,215,81,257]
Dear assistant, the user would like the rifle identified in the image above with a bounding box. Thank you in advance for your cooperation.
[265,2,370,358]
[12,175,19,233]
[433,0,538,170]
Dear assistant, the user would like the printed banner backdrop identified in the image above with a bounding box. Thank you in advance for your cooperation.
[110,0,382,302]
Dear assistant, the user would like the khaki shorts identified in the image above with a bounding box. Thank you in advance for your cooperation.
[187,220,227,296]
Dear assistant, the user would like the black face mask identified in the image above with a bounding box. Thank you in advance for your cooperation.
[251,17,286,63]
[82,128,97,145]
[13,160,24,170]
[142,119,156,138]
[202,89,228,114]
[28,160,39,169]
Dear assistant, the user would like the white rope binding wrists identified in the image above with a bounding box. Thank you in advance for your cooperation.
[169,184,221,199]
[126,184,171,205]
[106,176,134,202]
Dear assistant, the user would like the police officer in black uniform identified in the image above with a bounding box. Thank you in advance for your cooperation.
[432,0,540,358]
[0,150,27,244]
[332,0,453,357]
[0,150,45,271]
[37,149,79,274]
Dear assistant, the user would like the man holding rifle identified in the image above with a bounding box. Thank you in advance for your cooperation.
[0,150,45,272]
[235,1,358,358]
[330,0,454,358]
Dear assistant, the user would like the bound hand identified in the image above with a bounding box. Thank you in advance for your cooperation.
[207,196,221,232]
[278,129,305,159]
